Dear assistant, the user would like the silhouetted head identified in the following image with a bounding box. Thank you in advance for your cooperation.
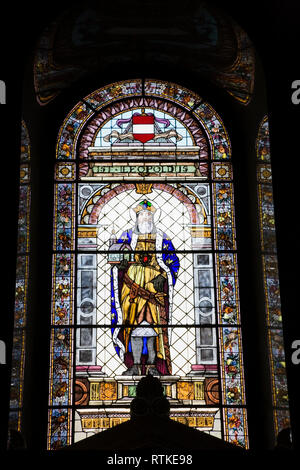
[130,375,170,418]
[136,375,164,399]
[275,427,292,450]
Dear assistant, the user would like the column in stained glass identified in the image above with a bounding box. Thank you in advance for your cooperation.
[48,170,76,449]
[256,116,291,436]
[8,121,31,433]
[212,160,248,448]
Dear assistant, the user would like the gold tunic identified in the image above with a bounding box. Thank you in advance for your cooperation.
[120,233,167,360]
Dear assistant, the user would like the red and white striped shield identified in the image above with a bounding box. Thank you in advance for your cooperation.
[132,113,155,143]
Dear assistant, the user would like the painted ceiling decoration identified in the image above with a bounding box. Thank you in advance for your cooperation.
[33,2,255,106]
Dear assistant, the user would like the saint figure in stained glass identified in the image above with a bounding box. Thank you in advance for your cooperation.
[109,200,180,376]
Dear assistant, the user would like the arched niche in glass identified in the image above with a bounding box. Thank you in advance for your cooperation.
[48,79,248,450]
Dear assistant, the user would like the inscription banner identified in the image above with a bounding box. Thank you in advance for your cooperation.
[79,162,208,180]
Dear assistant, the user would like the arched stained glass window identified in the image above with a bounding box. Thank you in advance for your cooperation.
[48,79,248,449]
[8,120,31,433]
[256,116,290,435]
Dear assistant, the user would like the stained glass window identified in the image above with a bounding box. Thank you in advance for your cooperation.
[48,80,248,449]
[8,120,31,433]
[256,116,291,435]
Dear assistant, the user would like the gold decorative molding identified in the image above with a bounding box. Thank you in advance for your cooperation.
[90,383,100,401]
[80,413,215,431]
[189,227,211,238]
[170,416,214,428]
[99,381,117,400]
[177,381,194,400]
[78,227,97,238]
[135,183,153,194]
[89,381,117,401]
[194,382,205,401]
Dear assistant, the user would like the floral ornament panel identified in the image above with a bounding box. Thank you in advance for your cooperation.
[51,254,75,326]
[257,163,272,184]
[49,328,73,407]
[256,116,271,162]
[53,184,76,251]
[193,103,231,160]
[258,183,276,253]
[55,162,76,181]
[57,102,93,160]
[213,183,236,251]
[215,253,240,325]
[263,255,282,327]
[144,80,201,110]
[212,162,233,181]
[223,408,248,448]
[219,327,245,406]
[14,256,29,329]
[85,80,143,110]
[20,119,30,161]
[48,408,72,450]
[17,186,31,253]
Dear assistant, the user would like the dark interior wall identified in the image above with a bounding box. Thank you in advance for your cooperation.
[1,0,299,454]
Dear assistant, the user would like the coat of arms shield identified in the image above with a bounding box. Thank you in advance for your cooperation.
[132,113,155,143]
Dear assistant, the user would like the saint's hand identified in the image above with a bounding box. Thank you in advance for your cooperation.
[118,259,129,270]
[151,274,166,292]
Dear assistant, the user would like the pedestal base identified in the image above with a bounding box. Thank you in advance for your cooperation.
[188,364,218,375]
[75,406,220,443]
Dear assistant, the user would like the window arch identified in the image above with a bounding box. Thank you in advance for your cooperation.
[48,79,248,449]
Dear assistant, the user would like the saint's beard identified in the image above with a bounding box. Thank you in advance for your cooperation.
[137,219,154,234]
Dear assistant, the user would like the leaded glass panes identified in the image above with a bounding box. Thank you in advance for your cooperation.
[256,116,291,435]
[49,80,248,449]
